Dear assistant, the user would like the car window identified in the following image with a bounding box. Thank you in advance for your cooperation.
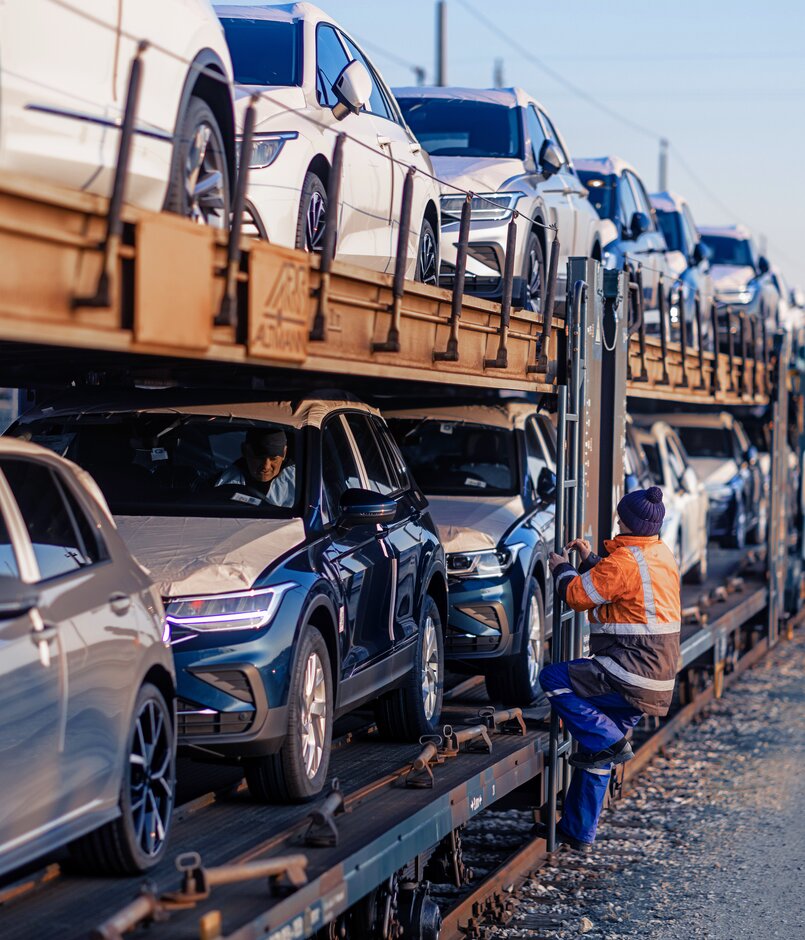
[536,108,569,165]
[396,97,523,159]
[344,414,397,495]
[0,459,95,581]
[316,24,350,108]
[525,418,549,485]
[577,171,616,220]
[219,16,302,86]
[675,425,733,459]
[733,422,751,455]
[61,479,107,564]
[321,416,364,518]
[657,211,683,253]
[618,175,639,232]
[642,441,663,486]
[0,502,20,578]
[699,235,753,267]
[340,34,396,122]
[666,438,686,487]
[536,415,557,463]
[682,205,699,257]
[372,418,409,491]
[526,105,547,165]
[627,172,655,228]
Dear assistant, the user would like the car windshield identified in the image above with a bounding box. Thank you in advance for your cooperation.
[700,235,754,267]
[642,441,663,485]
[11,412,302,518]
[219,17,301,86]
[396,98,523,158]
[577,172,615,220]
[656,211,683,252]
[675,426,733,459]
[388,419,517,495]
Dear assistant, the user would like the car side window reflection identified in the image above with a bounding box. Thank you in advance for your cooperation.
[321,417,363,520]
[0,459,97,581]
[344,414,396,496]
[316,24,350,108]
[526,106,547,166]
[524,419,548,487]
[0,500,20,578]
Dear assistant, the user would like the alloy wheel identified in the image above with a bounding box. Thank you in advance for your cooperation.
[526,593,543,687]
[421,615,440,720]
[184,121,227,227]
[417,229,438,285]
[129,699,173,859]
[300,651,327,779]
[305,192,327,251]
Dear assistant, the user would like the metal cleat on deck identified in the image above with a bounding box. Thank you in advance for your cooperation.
[444,723,494,756]
[303,778,345,847]
[404,734,446,788]
[478,706,527,736]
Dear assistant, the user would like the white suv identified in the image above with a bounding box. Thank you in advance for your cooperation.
[216,2,441,281]
[394,86,613,311]
[0,0,236,226]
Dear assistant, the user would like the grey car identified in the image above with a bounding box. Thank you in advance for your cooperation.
[0,438,176,877]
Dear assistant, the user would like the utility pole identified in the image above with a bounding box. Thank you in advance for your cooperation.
[493,57,504,88]
[436,0,447,86]
[413,66,426,86]
[658,137,669,192]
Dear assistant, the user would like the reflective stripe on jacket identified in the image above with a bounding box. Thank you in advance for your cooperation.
[553,535,680,715]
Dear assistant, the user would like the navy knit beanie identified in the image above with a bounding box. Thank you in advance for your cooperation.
[617,486,665,536]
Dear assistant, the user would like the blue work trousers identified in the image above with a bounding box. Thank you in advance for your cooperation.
[539,660,643,844]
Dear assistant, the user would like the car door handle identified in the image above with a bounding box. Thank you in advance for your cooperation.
[409,142,421,154]
[109,593,132,616]
[377,134,391,147]
[29,613,57,668]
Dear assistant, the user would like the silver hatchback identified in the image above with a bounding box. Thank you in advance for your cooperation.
[0,439,176,877]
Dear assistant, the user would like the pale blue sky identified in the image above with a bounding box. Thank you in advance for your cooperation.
[321,0,805,290]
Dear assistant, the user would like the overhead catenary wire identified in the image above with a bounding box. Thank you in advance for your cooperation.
[29,0,557,234]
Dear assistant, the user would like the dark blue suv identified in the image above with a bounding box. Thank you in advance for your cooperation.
[387,402,556,706]
[11,392,447,803]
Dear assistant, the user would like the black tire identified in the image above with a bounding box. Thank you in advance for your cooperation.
[165,96,230,228]
[523,232,545,314]
[245,627,332,803]
[295,171,328,252]
[70,683,175,874]
[415,217,439,285]
[485,577,545,707]
[374,595,444,741]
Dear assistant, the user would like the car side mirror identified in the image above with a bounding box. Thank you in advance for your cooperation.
[539,139,563,178]
[536,467,557,503]
[0,576,40,619]
[338,488,396,528]
[692,240,710,266]
[757,255,770,275]
[630,211,650,239]
[331,59,373,120]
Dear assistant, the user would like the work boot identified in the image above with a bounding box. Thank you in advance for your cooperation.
[534,821,592,854]
[569,738,634,770]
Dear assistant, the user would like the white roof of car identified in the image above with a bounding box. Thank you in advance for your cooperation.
[384,402,542,430]
[650,190,686,214]
[213,2,328,23]
[646,411,736,429]
[698,224,752,240]
[393,85,539,111]
[574,155,637,179]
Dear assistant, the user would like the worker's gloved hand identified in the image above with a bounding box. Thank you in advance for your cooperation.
[548,550,570,573]
[565,538,593,561]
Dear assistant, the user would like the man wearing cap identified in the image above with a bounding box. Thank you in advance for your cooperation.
[539,486,680,852]
[216,427,295,508]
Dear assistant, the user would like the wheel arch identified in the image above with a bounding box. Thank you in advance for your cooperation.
[306,154,331,191]
[142,664,176,727]
[426,570,448,629]
[304,595,340,696]
[424,198,439,238]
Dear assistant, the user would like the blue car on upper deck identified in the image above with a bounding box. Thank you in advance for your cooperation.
[386,402,557,706]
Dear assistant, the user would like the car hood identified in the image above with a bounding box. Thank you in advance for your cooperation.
[711,265,755,293]
[687,458,738,488]
[430,156,525,194]
[425,495,524,553]
[115,515,306,597]
[234,85,308,129]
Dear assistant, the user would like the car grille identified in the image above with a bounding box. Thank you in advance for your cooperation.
[446,633,503,655]
[177,700,255,737]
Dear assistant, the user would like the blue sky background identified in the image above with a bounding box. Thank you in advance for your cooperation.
[320,0,805,290]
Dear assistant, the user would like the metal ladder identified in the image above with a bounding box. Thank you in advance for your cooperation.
[545,273,589,853]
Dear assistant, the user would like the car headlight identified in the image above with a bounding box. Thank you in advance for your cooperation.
[440,191,524,223]
[446,543,524,579]
[165,584,295,635]
[245,132,299,169]
[715,282,758,305]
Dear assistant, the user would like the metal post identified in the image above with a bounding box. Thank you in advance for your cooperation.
[73,41,147,310]
[659,137,669,191]
[310,133,345,342]
[484,215,517,368]
[216,95,257,328]
[530,234,560,375]
[657,274,670,384]
[748,316,757,398]
[434,195,471,362]
[678,290,689,388]
[727,311,737,392]
[373,166,415,352]
[695,298,707,390]
[436,1,447,86]
[739,312,748,396]
[710,302,721,393]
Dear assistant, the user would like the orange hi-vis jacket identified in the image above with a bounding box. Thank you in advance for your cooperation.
[554,534,681,716]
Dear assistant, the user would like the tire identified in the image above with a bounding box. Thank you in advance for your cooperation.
[415,217,439,285]
[245,627,332,803]
[523,232,545,314]
[70,683,175,874]
[374,595,444,741]
[165,96,230,228]
[295,171,328,252]
[485,578,545,707]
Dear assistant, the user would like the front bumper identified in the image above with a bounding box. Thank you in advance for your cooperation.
[444,574,518,668]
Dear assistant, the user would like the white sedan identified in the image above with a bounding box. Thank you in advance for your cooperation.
[0,0,236,226]
[632,418,709,583]
[394,86,614,311]
[216,2,441,282]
